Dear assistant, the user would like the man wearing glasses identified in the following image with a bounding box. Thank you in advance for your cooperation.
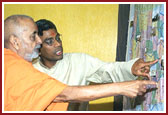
[33,19,157,111]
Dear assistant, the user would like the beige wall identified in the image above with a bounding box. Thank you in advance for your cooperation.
[4,4,119,110]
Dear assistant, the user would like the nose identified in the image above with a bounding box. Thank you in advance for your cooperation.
[36,34,42,45]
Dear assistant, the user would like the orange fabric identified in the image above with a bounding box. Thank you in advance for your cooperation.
[46,103,68,111]
[4,48,68,111]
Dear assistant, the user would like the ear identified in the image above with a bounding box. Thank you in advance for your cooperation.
[9,35,20,50]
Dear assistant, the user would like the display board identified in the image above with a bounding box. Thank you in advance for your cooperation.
[123,4,165,111]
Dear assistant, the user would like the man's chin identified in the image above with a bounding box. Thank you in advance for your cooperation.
[57,56,63,60]
[55,55,63,61]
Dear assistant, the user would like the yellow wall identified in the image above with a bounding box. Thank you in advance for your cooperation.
[4,4,119,111]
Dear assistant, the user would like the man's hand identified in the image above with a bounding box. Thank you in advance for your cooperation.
[53,80,157,103]
[131,58,158,80]
[120,80,157,98]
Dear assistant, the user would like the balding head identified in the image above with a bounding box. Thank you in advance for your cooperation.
[4,15,42,62]
[4,15,34,48]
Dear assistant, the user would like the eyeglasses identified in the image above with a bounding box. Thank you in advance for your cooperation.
[43,34,62,46]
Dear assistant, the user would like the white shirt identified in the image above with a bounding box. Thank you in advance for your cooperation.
[33,53,138,110]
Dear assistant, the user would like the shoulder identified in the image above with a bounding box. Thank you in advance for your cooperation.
[5,50,32,68]
[4,51,40,78]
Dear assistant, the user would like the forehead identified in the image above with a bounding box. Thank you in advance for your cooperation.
[41,29,57,40]
[20,19,38,33]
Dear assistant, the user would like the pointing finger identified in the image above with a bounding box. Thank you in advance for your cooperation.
[143,59,158,67]
[143,80,157,86]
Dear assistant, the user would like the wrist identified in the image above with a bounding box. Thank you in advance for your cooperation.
[112,82,125,96]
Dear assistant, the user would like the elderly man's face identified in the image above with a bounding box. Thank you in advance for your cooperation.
[18,19,42,61]
[39,29,63,61]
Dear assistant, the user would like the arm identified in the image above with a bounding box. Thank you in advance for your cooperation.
[87,57,158,83]
[79,54,139,83]
[53,80,157,103]
[86,58,140,83]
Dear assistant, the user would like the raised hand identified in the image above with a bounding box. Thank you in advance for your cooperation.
[131,58,158,80]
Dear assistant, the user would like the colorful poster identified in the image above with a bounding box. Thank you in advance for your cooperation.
[124,4,165,111]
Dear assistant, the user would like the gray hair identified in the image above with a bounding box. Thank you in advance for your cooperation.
[4,15,34,48]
